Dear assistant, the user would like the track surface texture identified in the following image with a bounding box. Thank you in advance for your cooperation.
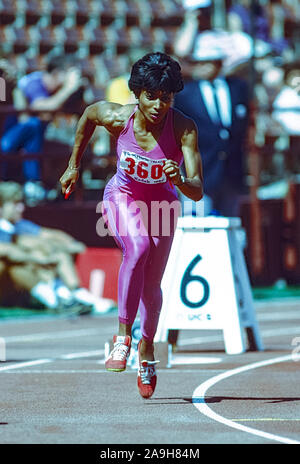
[0,298,300,446]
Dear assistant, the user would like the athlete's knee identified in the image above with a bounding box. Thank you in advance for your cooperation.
[134,239,151,265]
[124,236,150,268]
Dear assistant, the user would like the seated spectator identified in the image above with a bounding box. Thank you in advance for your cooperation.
[0,181,115,313]
[0,55,83,196]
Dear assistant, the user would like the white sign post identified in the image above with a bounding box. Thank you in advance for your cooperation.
[155,216,264,355]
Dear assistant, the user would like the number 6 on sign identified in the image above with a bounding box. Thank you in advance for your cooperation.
[180,255,210,308]
[155,216,264,355]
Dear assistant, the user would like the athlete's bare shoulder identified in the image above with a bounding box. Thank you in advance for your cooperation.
[85,102,136,136]
[173,107,196,132]
[172,107,198,146]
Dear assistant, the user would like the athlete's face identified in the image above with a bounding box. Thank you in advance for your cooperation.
[138,89,173,125]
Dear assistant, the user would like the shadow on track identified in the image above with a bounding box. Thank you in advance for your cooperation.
[143,396,300,404]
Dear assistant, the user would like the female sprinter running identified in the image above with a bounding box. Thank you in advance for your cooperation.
[60,52,203,399]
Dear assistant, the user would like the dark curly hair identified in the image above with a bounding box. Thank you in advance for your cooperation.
[128,52,184,97]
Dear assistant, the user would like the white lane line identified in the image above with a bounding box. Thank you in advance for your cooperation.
[1,323,299,347]
[178,326,300,347]
[261,327,300,338]
[60,350,104,360]
[0,359,53,372]
[0,350,104,372]
[257,310,300,321]
[192,354,300,445]
[1,328,104,343]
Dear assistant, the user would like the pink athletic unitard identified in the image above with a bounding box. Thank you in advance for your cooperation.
[102,106,183,342]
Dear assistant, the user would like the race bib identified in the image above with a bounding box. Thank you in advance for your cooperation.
[120,150,167,184]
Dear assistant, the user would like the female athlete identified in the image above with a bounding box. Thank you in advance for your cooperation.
[60,52,203,399]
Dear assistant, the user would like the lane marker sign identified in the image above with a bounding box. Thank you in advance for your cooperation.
[155,217,263,355]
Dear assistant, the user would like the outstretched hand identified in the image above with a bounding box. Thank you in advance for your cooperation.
[59,167,79,199]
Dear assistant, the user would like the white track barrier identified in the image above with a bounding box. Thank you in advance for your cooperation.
[155,216,264,355]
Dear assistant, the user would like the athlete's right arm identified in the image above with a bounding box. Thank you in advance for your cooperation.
[60,102,133,196]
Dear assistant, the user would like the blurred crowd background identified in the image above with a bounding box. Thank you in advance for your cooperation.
[0,0,299,291]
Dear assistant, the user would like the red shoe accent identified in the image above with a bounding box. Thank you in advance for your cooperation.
[137,340,159,399]
[105,335,131,372]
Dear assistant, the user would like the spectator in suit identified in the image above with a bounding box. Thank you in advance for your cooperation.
[174,41,249,217]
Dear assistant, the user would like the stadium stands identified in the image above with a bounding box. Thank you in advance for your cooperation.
[0,0,299,285]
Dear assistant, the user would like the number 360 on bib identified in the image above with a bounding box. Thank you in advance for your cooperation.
[120,150,167,184]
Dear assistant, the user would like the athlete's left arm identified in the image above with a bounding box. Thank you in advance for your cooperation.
[163,117,203,202]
